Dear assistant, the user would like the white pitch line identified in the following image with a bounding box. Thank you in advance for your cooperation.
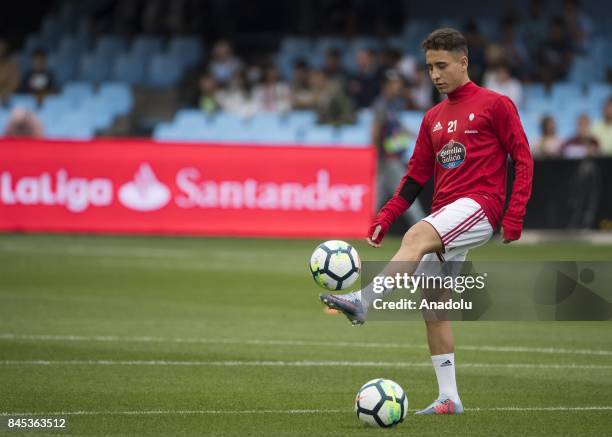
[1,406,611,417]
[0,244,192,260]
[1,333,611,357]
[1,360,611,370]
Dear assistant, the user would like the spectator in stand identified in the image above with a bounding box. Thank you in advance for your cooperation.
[592,97,612,156]
[209,40,242,86]
[534,115,562,157]
[0,38,20,106]
[4,107,43,137]
[522,0,548,62]
[406,66,434,111]
[216,70,256,118]
[322,48,347,86]
[378,47,402,75]
[561,113,599,159]
[483,65,523,106]
[562,0,593,53]
[463,20,487,84]
[197,73,220,115]
[347,48,382,108]
[537,17,574,82]
[499,16,530,79]
[290,60,315,110]
[309,69,354,125]
[252,65,291,113]
[20,49,56,103]
[397,52,417,83]
[371,70,424,225]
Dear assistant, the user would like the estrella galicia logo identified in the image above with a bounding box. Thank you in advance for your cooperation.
[437,140,466,169]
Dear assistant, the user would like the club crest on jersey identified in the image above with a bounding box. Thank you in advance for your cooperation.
[437,140,466,169]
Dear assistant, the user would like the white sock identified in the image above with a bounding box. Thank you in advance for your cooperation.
[431,353,460,403]
[359,280,394,312]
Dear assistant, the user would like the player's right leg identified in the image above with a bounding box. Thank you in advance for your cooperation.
[319,220,444,325]
[414,197,493,415]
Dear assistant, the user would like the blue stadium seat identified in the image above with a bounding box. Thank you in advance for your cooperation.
[402,19,435,54]
[339,125,371,146]
[0,110,10,135]
[16,52,30,76]
[555,112,577,139]
[37,109,63,129]
[43,110,96,139]
[131,36,164,61]
[521,117,540,145]
[384,35,407,51]
[47,52,78,85]
[523,84,547,104]
[147,53,182,88]
[63,81,95,102]
[40,95,72,113]
[277,37,312,78]
[400,111,425,132]
[78,53,112,82]
[23,33,50,54]
[95,35,129,57]
[349,36,382,51]
[57,35,90,57]
[80,99,115,130]
[477,18,499,41]
[312,37,348,69]
[286,111,317,128]
[279,37,312,59]
[248,114,284,131]
[207,112,246,131]
[174,109,210,128]
[301,125,339,145]
[98,82,133,115]
[167,36,203,67]
[588,82,612,111]
[152,122,179,141]
[10,95,38,112]
[111,53,146,84]
[356,109,374,126]
[275,52,298,81]
[40,16,63,49]
[244,124,296,144]
[524,99,556,117]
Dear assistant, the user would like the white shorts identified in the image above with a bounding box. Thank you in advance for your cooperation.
[416,197,493,276]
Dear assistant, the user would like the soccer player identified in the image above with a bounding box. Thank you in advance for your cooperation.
[320,28,533,415]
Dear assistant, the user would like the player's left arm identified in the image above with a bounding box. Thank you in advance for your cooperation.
[491,96,534,243]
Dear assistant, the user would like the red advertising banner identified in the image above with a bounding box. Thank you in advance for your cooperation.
[0,138,376,238]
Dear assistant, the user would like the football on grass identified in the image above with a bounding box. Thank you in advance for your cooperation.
[309,240,360,291]
[355,378,408,427]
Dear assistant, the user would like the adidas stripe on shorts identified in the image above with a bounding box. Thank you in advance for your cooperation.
[415,197,493,277]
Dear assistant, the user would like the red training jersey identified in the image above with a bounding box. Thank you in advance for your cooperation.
[403,81,533,231]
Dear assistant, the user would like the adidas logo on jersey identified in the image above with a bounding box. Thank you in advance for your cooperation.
[433,122,443,132]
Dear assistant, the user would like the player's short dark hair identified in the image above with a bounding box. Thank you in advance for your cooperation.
[421,28,468,56]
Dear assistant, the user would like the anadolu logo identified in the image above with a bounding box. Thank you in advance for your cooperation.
[436,140,466,169]
[118,163,171,211]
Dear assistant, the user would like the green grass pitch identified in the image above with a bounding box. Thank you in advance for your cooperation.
[0,234,611,436]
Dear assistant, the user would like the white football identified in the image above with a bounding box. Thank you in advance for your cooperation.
[309,240,360,291]
[355,378,408,427]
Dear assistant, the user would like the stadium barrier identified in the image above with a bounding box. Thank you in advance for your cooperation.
[0,139,376,238]
[406,157,612,232]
